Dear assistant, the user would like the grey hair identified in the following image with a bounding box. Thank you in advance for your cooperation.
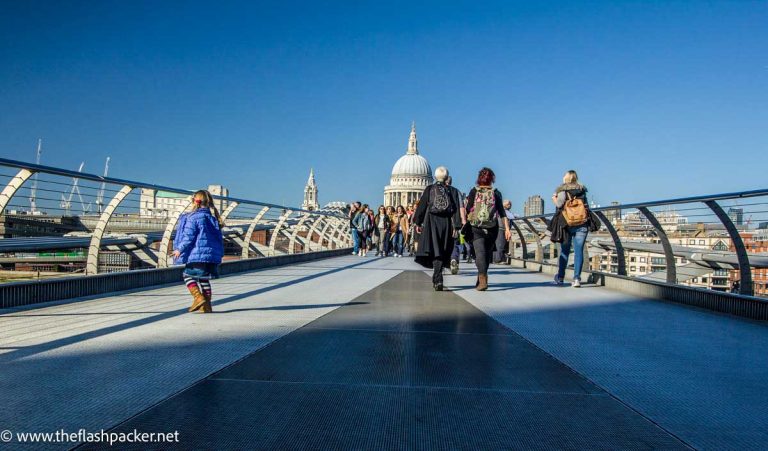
[434,166,449,182]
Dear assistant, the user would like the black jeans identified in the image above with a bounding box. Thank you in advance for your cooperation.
[472,226,498,275]
[433,259,444,285]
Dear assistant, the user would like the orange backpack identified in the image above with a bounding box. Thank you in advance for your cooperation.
[563,193,588,226]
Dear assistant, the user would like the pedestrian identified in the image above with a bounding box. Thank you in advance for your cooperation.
[390,205,409,257]
[414,166,462,291]
[465,167,512,291]
[551,170,590,287]
[172,190,224,313]
[366,205,376,251]
[349,202,361,255]
[445,176,467,275]
[409,201,420,255]
[352,205,371,257]
[493,200,514,264]
[373,205,391,256]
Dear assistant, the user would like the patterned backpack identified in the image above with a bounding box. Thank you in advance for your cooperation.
[468,187,498,229]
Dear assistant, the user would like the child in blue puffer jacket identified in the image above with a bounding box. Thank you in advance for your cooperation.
[172,190,224,313]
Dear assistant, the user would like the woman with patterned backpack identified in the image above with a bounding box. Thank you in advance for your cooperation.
[465,167,512,291]
[551,170,590,287]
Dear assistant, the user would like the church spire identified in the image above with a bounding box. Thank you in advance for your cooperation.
[302,168,319,211]
[407,121,418,155]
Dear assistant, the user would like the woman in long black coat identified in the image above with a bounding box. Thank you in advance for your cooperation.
[413,166,462,291]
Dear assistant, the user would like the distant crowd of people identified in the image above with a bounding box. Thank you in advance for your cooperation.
[349,167,595,291]
[167,168,594,313]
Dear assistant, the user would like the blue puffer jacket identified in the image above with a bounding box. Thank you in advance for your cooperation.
[174,208,224,264]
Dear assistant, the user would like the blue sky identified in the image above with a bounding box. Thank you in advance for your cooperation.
[1,1,765,214]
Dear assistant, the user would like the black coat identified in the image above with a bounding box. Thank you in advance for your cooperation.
[413,183,462,268]
[548,208,602,243]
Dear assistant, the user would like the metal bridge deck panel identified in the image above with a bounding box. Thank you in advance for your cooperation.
[0,255,401,451]
[95,271,685,450]
[449,265,768,450]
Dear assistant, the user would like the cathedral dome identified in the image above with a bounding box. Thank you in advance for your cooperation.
[383,123,434,207]
[391,153,431,177]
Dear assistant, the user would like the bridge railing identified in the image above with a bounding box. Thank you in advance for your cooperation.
[508,189,768,299]
[0,157,352,279]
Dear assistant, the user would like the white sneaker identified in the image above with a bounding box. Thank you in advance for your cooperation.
[552,277,563,285]
[572,279,581,288]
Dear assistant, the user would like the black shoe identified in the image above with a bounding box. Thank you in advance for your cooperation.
[434,283,443,291]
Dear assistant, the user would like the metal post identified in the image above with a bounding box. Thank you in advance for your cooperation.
[705,200,753,296]
[157,197,194,268]
[241,206,271,258]
[638,207,677,284]
[594,211,627,276]
[0,168,34,215]
[86,185,134,274]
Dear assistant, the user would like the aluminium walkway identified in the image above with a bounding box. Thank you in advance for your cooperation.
[1,256,767,450]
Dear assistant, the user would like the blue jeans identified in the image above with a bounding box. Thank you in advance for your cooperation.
[392,231,404,255]
[557,225,589,281]
[451,242,462,261]
[352,228,360,253]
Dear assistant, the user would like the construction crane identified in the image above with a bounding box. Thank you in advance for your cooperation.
[60,162,92,216]
[95,157,110,214]
[29,139,42,214]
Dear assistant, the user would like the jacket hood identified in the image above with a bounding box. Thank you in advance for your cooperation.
[555,183,587,193]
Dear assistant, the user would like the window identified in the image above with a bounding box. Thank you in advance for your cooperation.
[630,266,636,271]
[689,239,696,245]
[699,240,705,245]
[639,266,646,272]
[651,257,666,265]
[630,257,636,262]
[640,257,646,263]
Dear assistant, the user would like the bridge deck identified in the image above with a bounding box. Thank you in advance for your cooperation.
[2,256,767,450]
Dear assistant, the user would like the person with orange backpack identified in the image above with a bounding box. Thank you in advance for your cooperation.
[552,170,590,287]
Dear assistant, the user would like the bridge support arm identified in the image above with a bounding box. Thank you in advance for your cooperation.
[219,201,239,223]
[241,206,271,259]
[306,216,329,252]
[522,218,544,263]
[594,211,627,276]
[157,197,194,268]
[510,220,528,263]
[288,213,312,254]
[705,200,753,296]
[0,168,34,215]
[86,185,134,275]
[268,210,293,254]
[638,207,677,284]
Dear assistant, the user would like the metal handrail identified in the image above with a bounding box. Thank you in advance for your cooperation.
[0,157,345,218]
[510,188,768,222]
[504,187,768,298]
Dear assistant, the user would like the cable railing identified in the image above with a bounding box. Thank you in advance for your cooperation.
[0,157,352,279]
[508,189,768,298]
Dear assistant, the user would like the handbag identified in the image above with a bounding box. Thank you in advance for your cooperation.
[460,222,473,241]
